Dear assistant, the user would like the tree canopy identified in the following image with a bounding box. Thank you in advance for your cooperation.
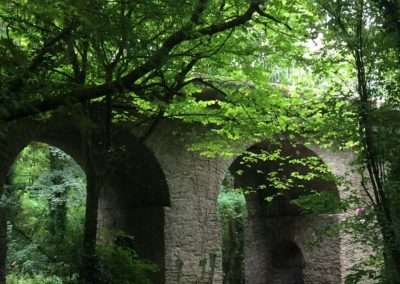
[0,0,302,121]
[1,0,400,283]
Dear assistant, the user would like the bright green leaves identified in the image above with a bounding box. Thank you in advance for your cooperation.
[0,38,28,70]
[7,142,87,279]
[218,186,247,220]
[12,142,51,187]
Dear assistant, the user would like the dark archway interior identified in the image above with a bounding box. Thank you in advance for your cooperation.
[98,128,170,284]
[272,240,304,269]
[272,240,305,284]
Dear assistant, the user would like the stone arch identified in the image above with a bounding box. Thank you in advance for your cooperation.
[219,140,341,284]
[1,115,171,283]
[0,136,86,281]
[0,115,86,176]
[1,114,365,283]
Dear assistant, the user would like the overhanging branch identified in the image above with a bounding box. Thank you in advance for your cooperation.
[2,1,271,122]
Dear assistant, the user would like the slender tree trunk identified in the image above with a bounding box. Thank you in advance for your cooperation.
[79,127,104,284]
[374,210,400,282]
[80,165,100,284]
[0,172,12,284]
[355,58,400,281]
[350,6,400,280]
[0,179,6,284]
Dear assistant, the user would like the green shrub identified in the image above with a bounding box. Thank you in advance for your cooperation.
[6,273,63,284]
[96,231,158,284]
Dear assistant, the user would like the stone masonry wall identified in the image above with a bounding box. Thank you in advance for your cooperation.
[311,146,374,282]
[143,121,230,284]
[242,193,341,284]
[0,115,375,284]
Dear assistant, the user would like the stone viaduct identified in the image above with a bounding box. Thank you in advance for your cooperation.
[0,108,368,284]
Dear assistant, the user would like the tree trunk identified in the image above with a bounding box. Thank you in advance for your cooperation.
[351,9,400,280]
[0,180,6,284]
[377,217,400,281]
[0,171,12,284]
[79,159,100,284]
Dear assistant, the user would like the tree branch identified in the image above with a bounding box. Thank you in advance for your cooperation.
[2,2,264,122]
[4,25,74,93]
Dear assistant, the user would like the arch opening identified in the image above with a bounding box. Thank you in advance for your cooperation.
[272,240,305,284]
[37,122,171,283]
[5,132,171,283]
[218,141,341,284]
[272,240,305,269]
[6,141,87,282]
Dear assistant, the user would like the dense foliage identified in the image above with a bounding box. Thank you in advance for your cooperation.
[218,174,247,284]
[0,0,400,283]
[6,143,85,282]
[5,143,156,284]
